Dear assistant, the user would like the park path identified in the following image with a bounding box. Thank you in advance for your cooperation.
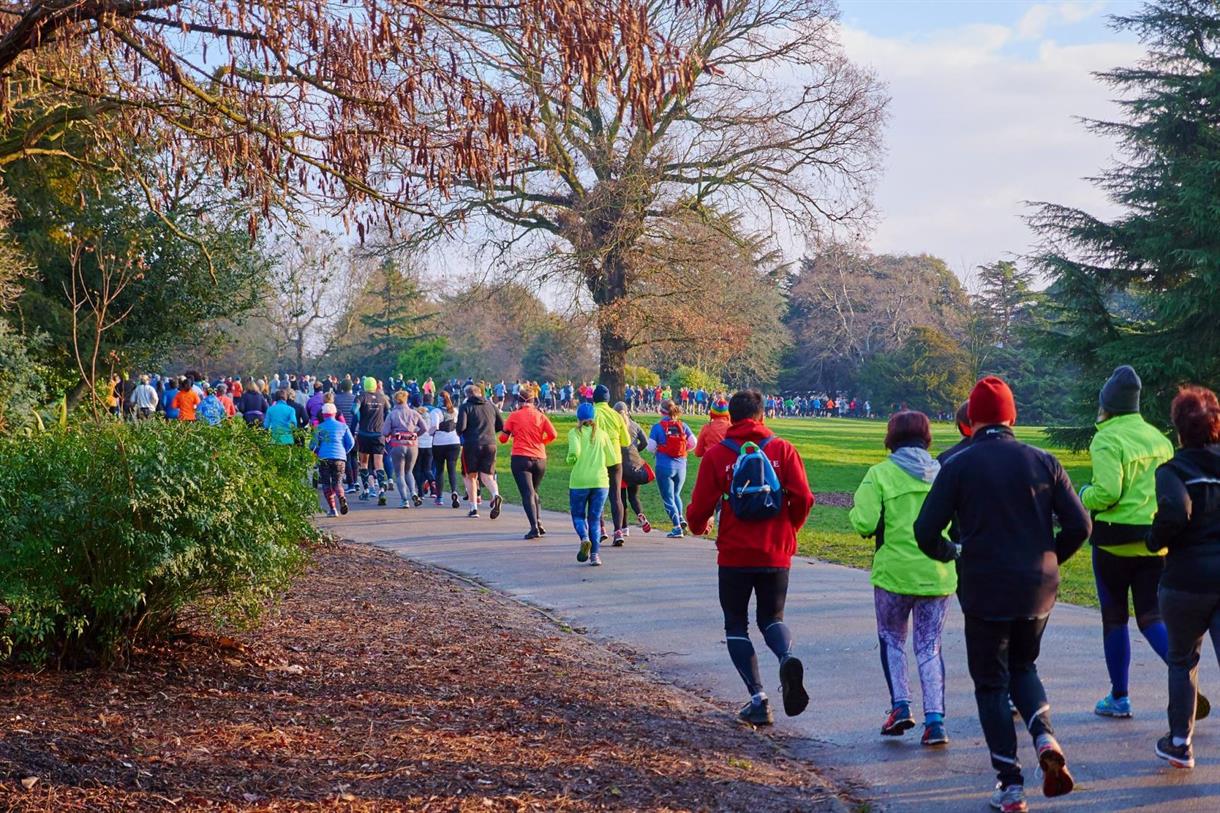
[324,498,1220,812]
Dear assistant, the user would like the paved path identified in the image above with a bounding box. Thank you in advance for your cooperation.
[325,498,1220,812]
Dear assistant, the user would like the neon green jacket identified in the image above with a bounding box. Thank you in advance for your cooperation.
[1081,413,1174,557]
[567,425,615,489]
[849,458,956,596]
[593,402,629,465]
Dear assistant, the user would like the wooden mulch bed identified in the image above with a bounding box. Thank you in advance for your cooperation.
[0,542,842,812]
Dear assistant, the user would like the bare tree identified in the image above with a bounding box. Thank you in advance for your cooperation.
[64,238,141,414]
[395,0,885,398]
[262,231,357,375]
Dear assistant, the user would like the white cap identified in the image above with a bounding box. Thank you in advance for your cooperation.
[321,403,337,416]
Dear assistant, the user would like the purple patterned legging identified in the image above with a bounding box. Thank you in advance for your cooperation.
[874,587,951,716]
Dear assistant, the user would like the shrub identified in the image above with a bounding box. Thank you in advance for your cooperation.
[624,364,661,388]
[0,418,317,667]
[667,364,723,394]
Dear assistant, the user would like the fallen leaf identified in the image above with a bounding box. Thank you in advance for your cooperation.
[20,777,38,790]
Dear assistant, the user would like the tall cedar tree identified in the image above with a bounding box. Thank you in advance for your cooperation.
[1029,0,1220,435]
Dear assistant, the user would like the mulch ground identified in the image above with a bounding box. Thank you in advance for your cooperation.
[0,542,842,812]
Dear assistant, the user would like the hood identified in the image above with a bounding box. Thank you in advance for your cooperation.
[1180,445,1220,477]
[725,418,774,444]
[466,395,486,406]
[889,446,940,483]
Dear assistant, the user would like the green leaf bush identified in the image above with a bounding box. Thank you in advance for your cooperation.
[0,419,317,667]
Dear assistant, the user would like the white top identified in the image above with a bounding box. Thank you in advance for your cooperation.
[432,408,460,446]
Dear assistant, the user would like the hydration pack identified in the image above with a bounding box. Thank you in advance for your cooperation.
[721,437,783,521]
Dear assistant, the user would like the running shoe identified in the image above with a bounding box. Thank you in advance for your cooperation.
[738,698,773,726]
[1095,693,1132,718]
[989,784,1027,813]
[638,513,652,533]
[680,519,689,532]
[489,494,503,520]
[922,720,949,746]
[399,500,409,509]
[537,524,547,536]
[666,527,684,539]
[1035,733,1074,798]
[451,492,461,509]
[881,704,915,736]
[468,509,479,518]
[523,530,541,540]
[612,529,625,547]
[779,655,809,717]
[589,553,602,567]
[345,485,358,494]
[358,490,369,502]
[325,508,338,518]
[1156,734,1195,769]
[434,496,444,506]
[377,490,387,507]
[338,494,349,515]
[1198,691,1211,721]
[412,494,423,508]
[577,539,591,563]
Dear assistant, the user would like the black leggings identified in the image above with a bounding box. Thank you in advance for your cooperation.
[606,463,625,531]
[718,567,789,637]
[1093,544,1163,630]
[511,455,546,532]
[413,447,435,496]
[621,483,643,516]
[433,444,461,494]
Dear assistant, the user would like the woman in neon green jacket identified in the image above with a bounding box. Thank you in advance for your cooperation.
[850,411,956,746]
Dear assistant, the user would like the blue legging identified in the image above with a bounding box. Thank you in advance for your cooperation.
[569,488,609,553]
[655,461,687,527]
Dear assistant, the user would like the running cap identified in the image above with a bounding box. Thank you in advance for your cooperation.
[576,402,596,422]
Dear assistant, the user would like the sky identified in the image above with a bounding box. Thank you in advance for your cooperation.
[834,0,1145,281]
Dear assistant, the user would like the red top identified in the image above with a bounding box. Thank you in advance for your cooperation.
[499,405,558,459]
[694,415,730,457]
[687,419,815,569]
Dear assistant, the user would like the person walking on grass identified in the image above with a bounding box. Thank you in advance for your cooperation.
[500,385,558,539]
[849,411,955,747]
[457,384,504,519]
[615,401,654,535]
[915,376,1090,813]
[649,398,697,538]
[383,390,428,509]
[1149,386,1220,770]
[695,399,731,457]
[687,390,814,727]
[311,402,354,517]
[568,402,616,567]
[1079,366,1208,721]
[592,385,632,545]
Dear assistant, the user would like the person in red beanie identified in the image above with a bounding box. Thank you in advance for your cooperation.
[915,376,1091,813]
[687,390,814,727]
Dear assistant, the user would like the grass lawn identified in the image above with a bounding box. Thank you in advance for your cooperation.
[495,413,1100,607]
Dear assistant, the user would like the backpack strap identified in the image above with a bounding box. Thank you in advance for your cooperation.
[757,436,775,450]
[720,439,742,454]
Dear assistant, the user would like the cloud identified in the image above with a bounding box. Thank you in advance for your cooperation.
[837,20,1143,278]
[1017,1,1107,40]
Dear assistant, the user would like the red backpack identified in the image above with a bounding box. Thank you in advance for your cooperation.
[657,419,689,458]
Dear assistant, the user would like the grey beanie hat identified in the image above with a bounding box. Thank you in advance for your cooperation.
[1099,365,1142,414]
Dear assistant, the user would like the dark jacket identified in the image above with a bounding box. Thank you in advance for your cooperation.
[1149,445,1220,594]
[237,390,268,422]
[456,396,503,447]
[914,425,1091,619]
[621,419,652,486]
[937,436,971,465]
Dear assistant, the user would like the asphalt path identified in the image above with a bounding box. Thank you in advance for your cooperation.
[324,496,1220,811]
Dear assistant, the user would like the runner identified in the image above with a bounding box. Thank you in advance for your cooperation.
[433,390,463,508]
[310,402,354,517]
[383,390,428,509]
[500,385,557,539]
[172,377,200,422]
[333,380,358,492]
[849,411,955,746]
[695,398,731,457]
[687,390,814,727]
[914,376,1090,813]
[196,385,227,425]
[615,401,653,535]
[1078,366,1198,720]
[160,377,180,420]
[648,398,697,539]
[592,386,631,545]
[1150,386,1220,770]
[355,376,392,505]
[413,394,440,503]
[568,402,616,566]
[456,384,504,519]
[237,378,269,426]
[263,390,298,445]
[938,402,972,465]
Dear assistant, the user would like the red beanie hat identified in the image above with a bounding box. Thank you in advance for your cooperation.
[968,376,1017,427]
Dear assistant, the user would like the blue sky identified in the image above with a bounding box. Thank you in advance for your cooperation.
[834,1,1147,280]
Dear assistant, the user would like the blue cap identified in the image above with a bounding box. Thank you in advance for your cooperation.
[577,402,596,422]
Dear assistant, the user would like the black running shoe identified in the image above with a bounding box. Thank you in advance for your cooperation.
[489,494,503,520]
[524,530,541,540]
[1197,691,1211,721]
[412,494,423,507]
[1156,734,1195,769]
[738,698,773,726]
[779,655,809,717]
[468,509,479,518]
[377,492,387,506]
[537,524,547,536]
[338,494,349,515]
[881,705,915,736]
[451,492,461,509]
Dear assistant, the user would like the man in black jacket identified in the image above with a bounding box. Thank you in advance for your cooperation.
[457,385,505,519]
[915,376,1091,813]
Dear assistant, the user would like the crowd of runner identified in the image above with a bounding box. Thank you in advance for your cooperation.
[109,364,1220,813]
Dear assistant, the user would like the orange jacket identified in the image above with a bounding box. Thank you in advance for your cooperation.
[499,405,558,459]
[694,415,730,457]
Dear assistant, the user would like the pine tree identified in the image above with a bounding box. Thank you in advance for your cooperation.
[356,259,431,381]
[1029,0,1220,431]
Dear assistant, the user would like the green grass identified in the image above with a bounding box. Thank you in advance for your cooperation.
[494,414,1099,607]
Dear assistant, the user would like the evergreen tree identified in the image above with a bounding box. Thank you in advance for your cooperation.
[975,260,1037,348]
[352,259,431,381]
[1030,0,1220,432]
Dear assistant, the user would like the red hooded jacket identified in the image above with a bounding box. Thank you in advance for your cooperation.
[687,419,814,568]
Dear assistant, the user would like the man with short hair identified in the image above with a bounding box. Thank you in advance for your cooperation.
[456,384,504,518]
[592,385,631,544]
[915,376,1091,813]
[130,375,158,419]
[687,390,814,727]
[354,376,391,505]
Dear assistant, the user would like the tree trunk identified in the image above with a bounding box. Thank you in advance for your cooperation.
[592,253,630,402]
[598,323,627,403]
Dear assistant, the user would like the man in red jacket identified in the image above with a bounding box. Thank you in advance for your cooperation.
[688,390,815,726]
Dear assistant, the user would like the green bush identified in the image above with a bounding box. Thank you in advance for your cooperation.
[667,364,723,394]
[624,364,661,387]
[0,419,317,667]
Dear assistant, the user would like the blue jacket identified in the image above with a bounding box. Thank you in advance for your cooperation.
[311,417,355,461]
[264,401,298,444]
